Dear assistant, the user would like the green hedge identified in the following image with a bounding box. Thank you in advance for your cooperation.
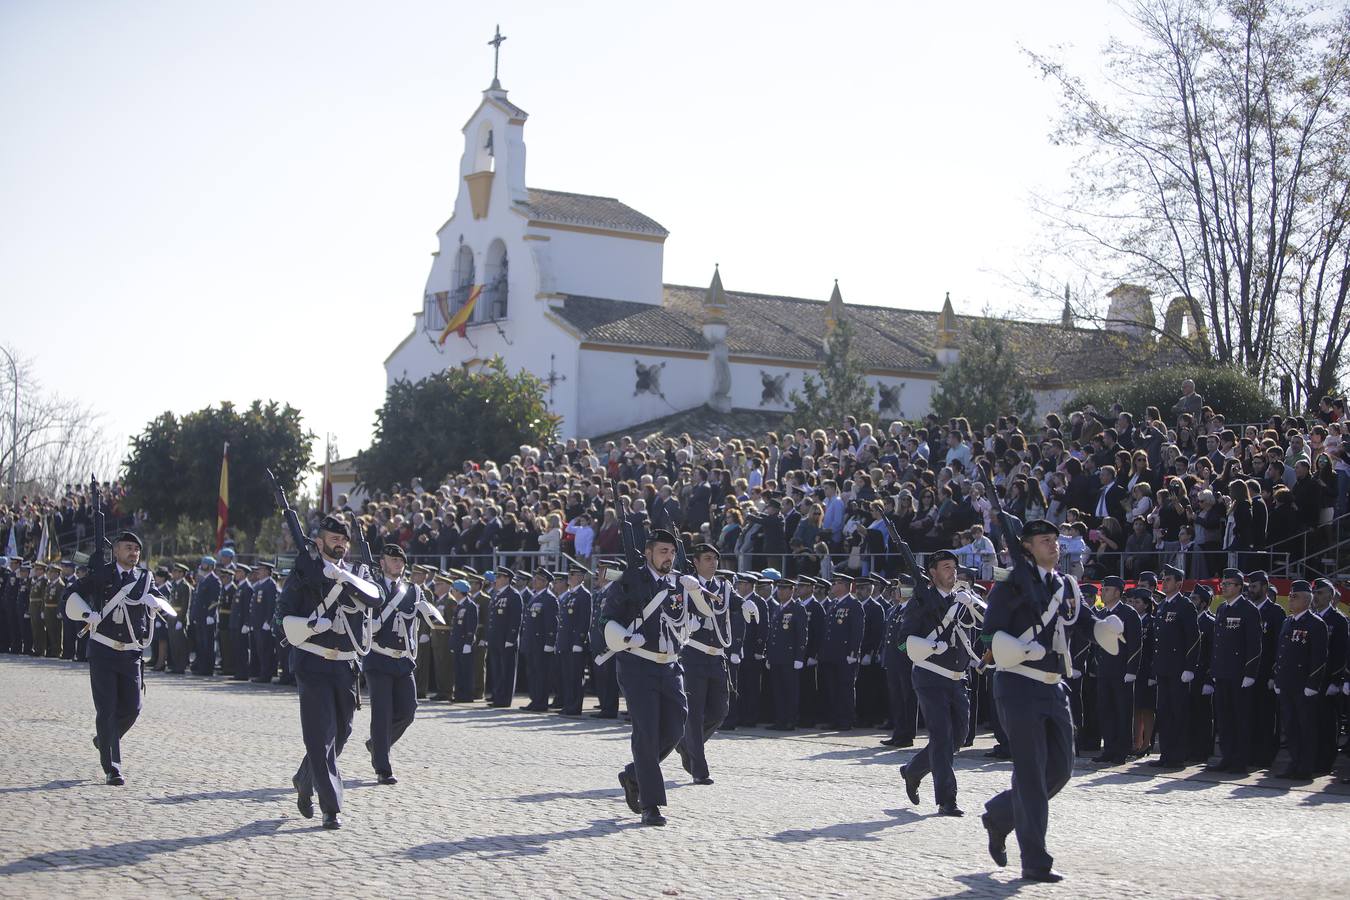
[1065,364,1277,424]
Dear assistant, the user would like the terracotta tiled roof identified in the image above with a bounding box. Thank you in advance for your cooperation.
[519,188,668,237]
[556,285,1164,387]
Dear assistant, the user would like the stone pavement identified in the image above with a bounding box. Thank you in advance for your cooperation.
[0,655,1344,899]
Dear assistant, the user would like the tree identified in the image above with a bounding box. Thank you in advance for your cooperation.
[357,357,560,490]
[1067,363,1277,424]
[122,401,313,535]
[929,319,1036,428]
[1026,0,1350,409]
[788,319,876,428]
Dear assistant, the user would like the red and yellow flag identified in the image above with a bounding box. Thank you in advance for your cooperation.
[438,285,482,345]
[215,441,229,551]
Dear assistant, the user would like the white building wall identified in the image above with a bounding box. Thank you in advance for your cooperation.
[537,228,663,304]
[576,349,710,437]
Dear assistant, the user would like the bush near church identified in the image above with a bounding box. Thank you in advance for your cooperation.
[1068,364,1277,424]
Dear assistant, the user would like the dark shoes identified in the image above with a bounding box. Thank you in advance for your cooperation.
[640,807,667,826]
[322,813,342,830]
[1022,869,1064,883]
[377,774,398,786]
[617,770,641,814]
[767,724,794,731]
[250,676,272,684]
[902,768,921,805]
[105,773,125,786]
[590,711,618,719]
[936,803,964,817]
[882,737,914,748]
[692,776,714,786]
[981,813,1007,868]
[985,747,1011,759]
[292,774,314,819]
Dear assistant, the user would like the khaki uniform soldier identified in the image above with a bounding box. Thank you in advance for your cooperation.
[43,566,63,658]
[28,563,49,657]
[410,566,433,698]
[469,570,491,700]
[168,564,193,673]
[427,572,457,700]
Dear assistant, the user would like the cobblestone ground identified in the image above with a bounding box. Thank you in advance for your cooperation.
[0,656,1344,899]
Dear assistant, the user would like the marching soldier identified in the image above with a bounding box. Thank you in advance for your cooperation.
[820,573,864,732]
[1188,584,1216,763]
[1246,571,1285,768]
[1272,581,1327,782]
[277,515,384,830]
[519,568,558,712]
[881,574,918,749]
[766,576,807,731]
[248,560,278,683]
[1206,568,1261,773]
[900,550,980,816]
[1148,564,1199,770]
[556,564,592,717]
[588,560,623,719]
[1310,578,1346,774]
[1092,576,1141,765]
[674,544,733,784]
[426,571,456,701]
[486,568,522,707]
[449,576,478,702]
[66,531,174,785]
[189,556,220,676]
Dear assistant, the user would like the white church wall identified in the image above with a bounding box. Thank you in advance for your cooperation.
[728,360,799,412]
[537,228,663,304]
[577,349,710,437]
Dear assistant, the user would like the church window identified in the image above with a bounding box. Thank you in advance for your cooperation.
[483,239,509,321]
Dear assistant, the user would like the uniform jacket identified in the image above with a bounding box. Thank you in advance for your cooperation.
[1274,611,1328,694]
[1151,592,1201,678]
[1209,595,1262,681]
[820,593,865,664]
[487,586,523,648]
[766,598,808,666]
[522,589,559,653]
[1094,600,1142,680]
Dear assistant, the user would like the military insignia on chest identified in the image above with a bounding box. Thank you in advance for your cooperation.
[782,612,793,629]
[1164,612,1177,623]
[1291,629,1307,644]
[1224,618,1241,629]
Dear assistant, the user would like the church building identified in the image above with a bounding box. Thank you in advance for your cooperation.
[384,60,1174,440]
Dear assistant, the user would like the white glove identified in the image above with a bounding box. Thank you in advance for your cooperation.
[1148,678,1158,687]
[807,657,818,666]
[755,653,765,661]
[1303,687,1317,697]
[862,654,872,665]
[572,644,583,653]
[1267,678,1275,690]
[544,645,555,653]
[932,641,949,655]
[1071,669,1082,679]
[418,633,431,644]
[1124,674,1136,683]
[627,634,646,650]
[1022,641,1047,662]
[322,560,341,580]
[743,600,760,624]
[730,653,741,664]
[241,625,251,634]
[1241,676,1255,688]
[793,660,804,670]
[1274,686,1281,695]
[1202,684,1215,696]
[205,616,215,626]
[86,611,103,628]
[1330,683,1343,696]
[262,622,271,632]
[462,644,473,654]
[764,661,770,669]
[1343,681,1349,695]
[1181,670,1195,684]
[969,658,981,669]
[847,656,858,664]
[310,616,333,635]
[679,575,701,595]
[505,641,515,648]
[478,640,488,648]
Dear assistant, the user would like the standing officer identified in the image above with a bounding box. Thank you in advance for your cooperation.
[1187,584,1216,763]
[449,577,479,702]
[857,575,887,728]
[58,559,83,661]
[588,560,623,719]
[1310,578,1346,773]
[366,544,435,786]
[28,562,49,657]
[486,568,522,707]
[66,531,172,785]
[674,544,733,784]
[981,519,1082,883]
[766,576,807,730]
[0,556,12,653]
[798,576,826,727]
[556,564,592,717]
[519,568,558,712]
[900,550,978,816]
[469,568,492,701]
[164,563,191,673]
[409,566,434,699]
[819,573,864,731]
[147,566,171,669]
[15,560,32,655]
[881,574,918,748]
[1272,581,1328,781]
[426,571,456,701]
[217,564,238,677]
[189,556,220,676]
[1092,576,1141,765]
[43,562,64,659]
[1205,568,1262,773]
[731,571,765,727]
[277,515,383,830]
[248,561,279,683]
[1247,571,1285,768]
[229,563,253,681]
[1148,564,1200,770]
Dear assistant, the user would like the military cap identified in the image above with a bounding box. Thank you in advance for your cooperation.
[492,567,514,581]
[927,549,958,569]
[735,571,757,583]
[459,564,480,577]
[19,559,31,569]
[1159,564,1185,581]
[33,561,47,570]
[219,547,236,559]
[533,567,555,580]
[253,559,275,571]
[452,578,471,593]
[1137,571,1158,585]
[568,563,591,576]
[759,568,782,582]
[60,559,75,568]
[1020,519,1058,539]
[830,572,854,583]
[1247,570,1269,583]
[234,563,253,574]
[1221,567,1244,581]
[646,528,678,546]
[1313,577,1335,592]
[773,575,796,587]
[551,569,569,581]
[113,530,142,548]
[431,571,454,584]
[971,583,989,597]
[1102,575,1125,590]
[154,565,169,577]
[200,555,217,568]
[763,497,782,510]
[381,543,406,560]
[318,515,350,537]
[1080,582,1099,598]
[172,562,191,573]
[1125,586,1152,601]
[689,542,720,557]
[1190,584,1213,602]
[895,573,916,587]
[1289,580,1313,595]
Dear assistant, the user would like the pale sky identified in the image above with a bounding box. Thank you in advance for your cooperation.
[0,0,1129,468]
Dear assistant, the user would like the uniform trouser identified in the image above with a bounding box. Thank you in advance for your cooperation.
[1187,681,1214,761]
[771,663,800,727]
[292,651,357,816]
[218,617,233,676]
[524,648,552,709]
[676,655,729,779]
[454,645,476,701]
[799,663,819,725]
[1079,674,1101,749]
[192,622,216,674]
[231,628,250,679]
[1155,675,1189,765]
[736,657,764,725]
[821,660,859,728]
[560,648,587,714]
[366,668,417,776]
[44,606,62,658]
[548,653,563,707]
[618,655,687,809]
[1066,674,1085,745]
[1214,679,1254,768]
[857,661,884,725]
[249,627,274,679]
[414,639,432,697]
[1096,674,1132,759]
[430,628,454,698]
[592,654,619,714]
[29,600,47,656]
[1315,693,1342,773]
[148,620,167,668]
[88,642,143,777]
[64,617,88,661]
[18,607,32,654]
[906,670,970,806]
[985,675,1074,874]
[1253,680,1280,766]
[1278,691,1317,777]
[488,646,517,706]
[472,644,487,699]
[886,659,918,741]
[721,659,740,727]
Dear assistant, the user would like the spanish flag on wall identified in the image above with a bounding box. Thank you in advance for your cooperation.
[216,441,229,552]
[438,285,483,345]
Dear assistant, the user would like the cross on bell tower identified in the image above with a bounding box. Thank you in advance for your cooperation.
[488,25,507,90]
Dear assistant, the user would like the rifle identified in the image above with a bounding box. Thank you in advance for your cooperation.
[266,468,323,584]
[607,474,643,570]
[88,475,111,574]
[975,461,1027,568]
[880,511,929,588]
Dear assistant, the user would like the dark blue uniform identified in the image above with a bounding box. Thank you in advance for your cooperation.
[981,566,1077,876]
[189,570,220,675]
[1208,594,1262,770]
[521,588,558,711]
[1150,592,1200,767]
[556,585,591,715]
[799,595,825,726]
[675,576,733,780]
[1252,598,1286,766]
[819,593,865,730]
[249,577,279,682]
[883,598,918,745]
[1314,603,1347,773]
[1274,611,1328,779]
[1188,604,1215,761]
[451,591,480,702]
[857,594,886,727]
[736,589,769,726]
[1093,600,1141,762]
[721,585,748,729]
[767,597,808,729]
[365,577,419,779]
[588,580,620,717]
[231,578,253,680]
[486,586,522,707]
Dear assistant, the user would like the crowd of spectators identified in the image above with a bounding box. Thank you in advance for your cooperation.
[0,481,136,559]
